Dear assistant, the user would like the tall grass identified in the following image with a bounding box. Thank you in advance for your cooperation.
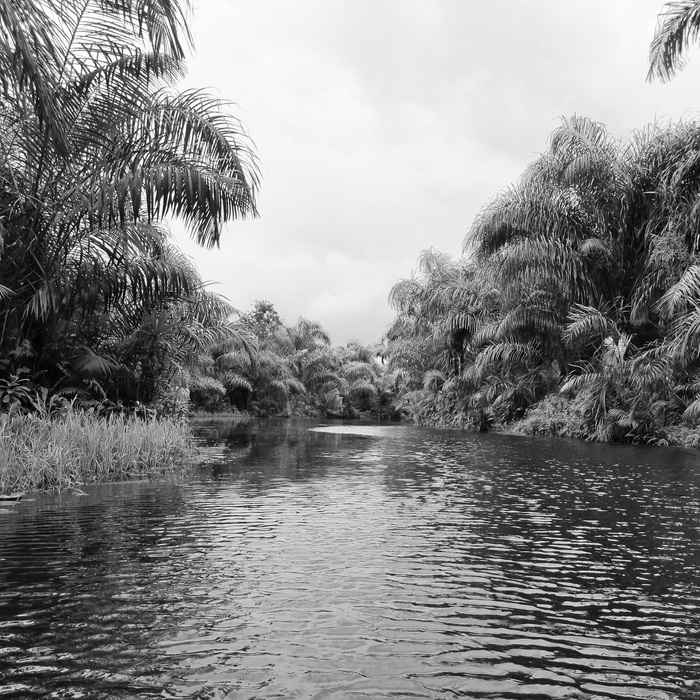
[0,410,196,494]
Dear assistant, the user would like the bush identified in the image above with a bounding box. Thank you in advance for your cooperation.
[0,409,195,495]
[512,394,587,439]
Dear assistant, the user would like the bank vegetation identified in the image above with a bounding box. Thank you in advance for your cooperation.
[0,408,193,495]
[385,115,700,447]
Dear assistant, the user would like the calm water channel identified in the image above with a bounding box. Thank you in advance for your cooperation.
[1,419,700,699]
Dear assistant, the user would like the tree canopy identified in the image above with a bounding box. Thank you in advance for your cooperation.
[386,116,700,445]
[0,0,259,413]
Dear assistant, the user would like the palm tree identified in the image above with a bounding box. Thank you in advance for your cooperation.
[387,248,490,384]
[559,304,675,442]
[0,0,260,406]
[649,1,700,82]
[451,116,618,423]
[385,249,500,424]
[461,116,682,422]
[467,116,628,318]
[50,229,255,409]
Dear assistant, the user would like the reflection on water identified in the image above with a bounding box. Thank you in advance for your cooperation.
[1,417,700,698]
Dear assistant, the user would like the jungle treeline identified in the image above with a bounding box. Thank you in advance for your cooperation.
[189,300,397,420]
[0,0,396,424]
[380,1,700,446]
[385,115,700,446]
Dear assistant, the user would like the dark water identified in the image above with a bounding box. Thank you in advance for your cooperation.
[1,419,700,699]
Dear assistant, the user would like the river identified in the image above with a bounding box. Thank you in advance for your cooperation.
[1,418,699,698]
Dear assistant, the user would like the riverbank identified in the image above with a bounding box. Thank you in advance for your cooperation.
[402,391,700,448]
[0,411,196,495]
[509,394,700,448]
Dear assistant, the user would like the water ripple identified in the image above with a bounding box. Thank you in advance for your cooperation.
[0,419,699,698]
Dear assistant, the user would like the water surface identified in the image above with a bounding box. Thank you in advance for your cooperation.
[1,418,699,698]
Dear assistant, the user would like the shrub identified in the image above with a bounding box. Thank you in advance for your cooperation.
[0,410,195,495]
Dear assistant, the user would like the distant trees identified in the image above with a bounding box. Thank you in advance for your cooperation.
[190,300,399,420]
[0,0,259,413]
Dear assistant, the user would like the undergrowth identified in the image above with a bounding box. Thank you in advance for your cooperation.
[512,394,700,447]
[0,410,195,495]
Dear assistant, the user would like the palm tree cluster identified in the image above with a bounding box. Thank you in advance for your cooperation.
[0,0,259,414]
[386,1,700,445]
[189,300,399,419]
[386,115,700,445]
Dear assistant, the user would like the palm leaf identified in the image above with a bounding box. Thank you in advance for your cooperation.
[189,374,226,397]
[69,344,118,377]
[223,374,252,392]
[657,264,700,317]
[560,370,601,395]
[423,369,446,393]
[348,380,378,400]
[563,304,616,346]
[682,396,700,424]
[648,1,700,82]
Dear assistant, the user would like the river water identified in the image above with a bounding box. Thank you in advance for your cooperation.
[1,418,700,699]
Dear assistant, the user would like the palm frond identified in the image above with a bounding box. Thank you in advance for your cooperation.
[495,305,561,341]
[348,380,378,400]
[69,344,118,377]
[423,369,446,393]
[648,1,700,82]
[560,370,601,395]
[342,360,374,382]
[216,346,250,368]
[682,396,700,424]
[223,373,252,392]
[657,264,700,317]
[189,374,226,397]
[475,340,539,371]
[563,304,616,346]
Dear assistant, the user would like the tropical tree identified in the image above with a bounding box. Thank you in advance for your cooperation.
[0,0,259,409]
[240,301,283,339]
[386,114,700,442]
[207,303,319,416]
[385,249,498,425]
[558,305,674,442]
[468,116,628,322]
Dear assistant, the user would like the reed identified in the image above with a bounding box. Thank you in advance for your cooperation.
[0,410,196,494]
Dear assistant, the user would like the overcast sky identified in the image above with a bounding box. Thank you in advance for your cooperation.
[171,0,700,345]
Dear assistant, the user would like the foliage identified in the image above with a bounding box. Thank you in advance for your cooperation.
[648,0,700,81]
[189,301,400,419]
[0,0,259,417]
[510,394,587,439]
[385,114,700,445]
[0,371,37,413]
[0,409,195,494]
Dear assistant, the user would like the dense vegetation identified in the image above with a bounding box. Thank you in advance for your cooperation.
[188,300,398,420]
[0,409,193,494]
[385,116,700,446]
[0,0,394,427]
[0,0,258,416]
[4,0,700,459]
[381,2,700,447]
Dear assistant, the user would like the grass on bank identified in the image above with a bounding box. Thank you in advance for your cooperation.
[0,410,196,495]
